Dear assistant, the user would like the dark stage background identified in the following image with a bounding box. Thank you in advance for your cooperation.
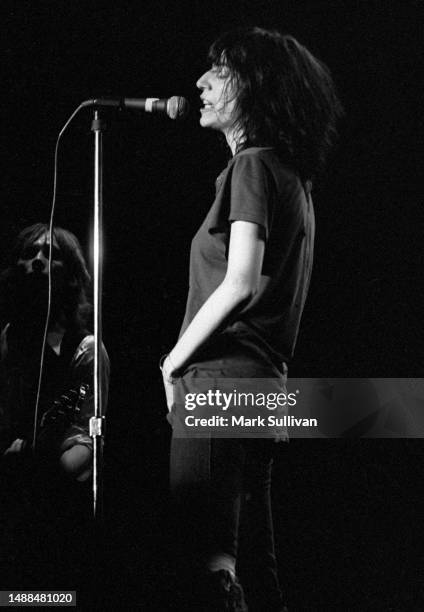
[1,1,423,609]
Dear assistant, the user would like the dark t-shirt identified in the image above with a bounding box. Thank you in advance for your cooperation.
[179,146,315,374]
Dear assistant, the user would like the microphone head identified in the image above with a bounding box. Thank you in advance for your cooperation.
[167,96,190,120]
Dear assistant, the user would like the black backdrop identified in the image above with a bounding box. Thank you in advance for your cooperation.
[1,1,423,609]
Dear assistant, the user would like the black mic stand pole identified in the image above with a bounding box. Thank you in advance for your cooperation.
[89,109,106,519]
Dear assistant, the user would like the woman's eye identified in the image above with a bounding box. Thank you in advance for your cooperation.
[217,68,230,78]
[21,247,38,259]
[51,247,62,260]
[211,65,230,79]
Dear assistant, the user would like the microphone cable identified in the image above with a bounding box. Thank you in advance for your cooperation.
[31,102,87,451]
[30,94,188,448]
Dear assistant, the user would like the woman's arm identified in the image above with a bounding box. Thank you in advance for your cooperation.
[162,220,265,384]
[60,444,92,481]
[58,338,110,479]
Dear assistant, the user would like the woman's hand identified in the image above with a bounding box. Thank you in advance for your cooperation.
[162,376,175,412]
[161,354,178,412]
[4,438,27,455]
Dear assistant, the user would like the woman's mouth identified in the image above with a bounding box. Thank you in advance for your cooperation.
[201,101,214,112]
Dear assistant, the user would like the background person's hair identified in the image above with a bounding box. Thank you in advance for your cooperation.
[0,223,92,331]
[208,27,343,181]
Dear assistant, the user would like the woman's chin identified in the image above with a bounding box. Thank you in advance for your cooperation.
[199,115,212,128]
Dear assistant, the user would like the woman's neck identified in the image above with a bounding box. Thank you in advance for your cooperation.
[47,317,66,355]
[225,127,245,156]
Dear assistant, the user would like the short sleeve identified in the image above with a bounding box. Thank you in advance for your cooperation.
[228,153,272,239]
[60,335,110,453]
[207,151,274,240]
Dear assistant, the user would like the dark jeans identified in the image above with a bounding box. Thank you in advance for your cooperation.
[170,435,284,607]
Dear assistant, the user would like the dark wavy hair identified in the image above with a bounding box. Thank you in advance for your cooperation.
[0,223,92,331]
[208,27,343,181]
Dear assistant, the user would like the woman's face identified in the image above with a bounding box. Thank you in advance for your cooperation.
[196,64,237,135]
[17,232,64,277]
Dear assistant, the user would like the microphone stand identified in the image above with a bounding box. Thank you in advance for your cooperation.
[89,109,106,519]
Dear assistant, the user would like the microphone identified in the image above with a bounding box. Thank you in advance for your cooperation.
[81,96,190,119]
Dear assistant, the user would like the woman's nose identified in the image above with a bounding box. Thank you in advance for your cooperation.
[32,250,47,272]
[196,71,210,90]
